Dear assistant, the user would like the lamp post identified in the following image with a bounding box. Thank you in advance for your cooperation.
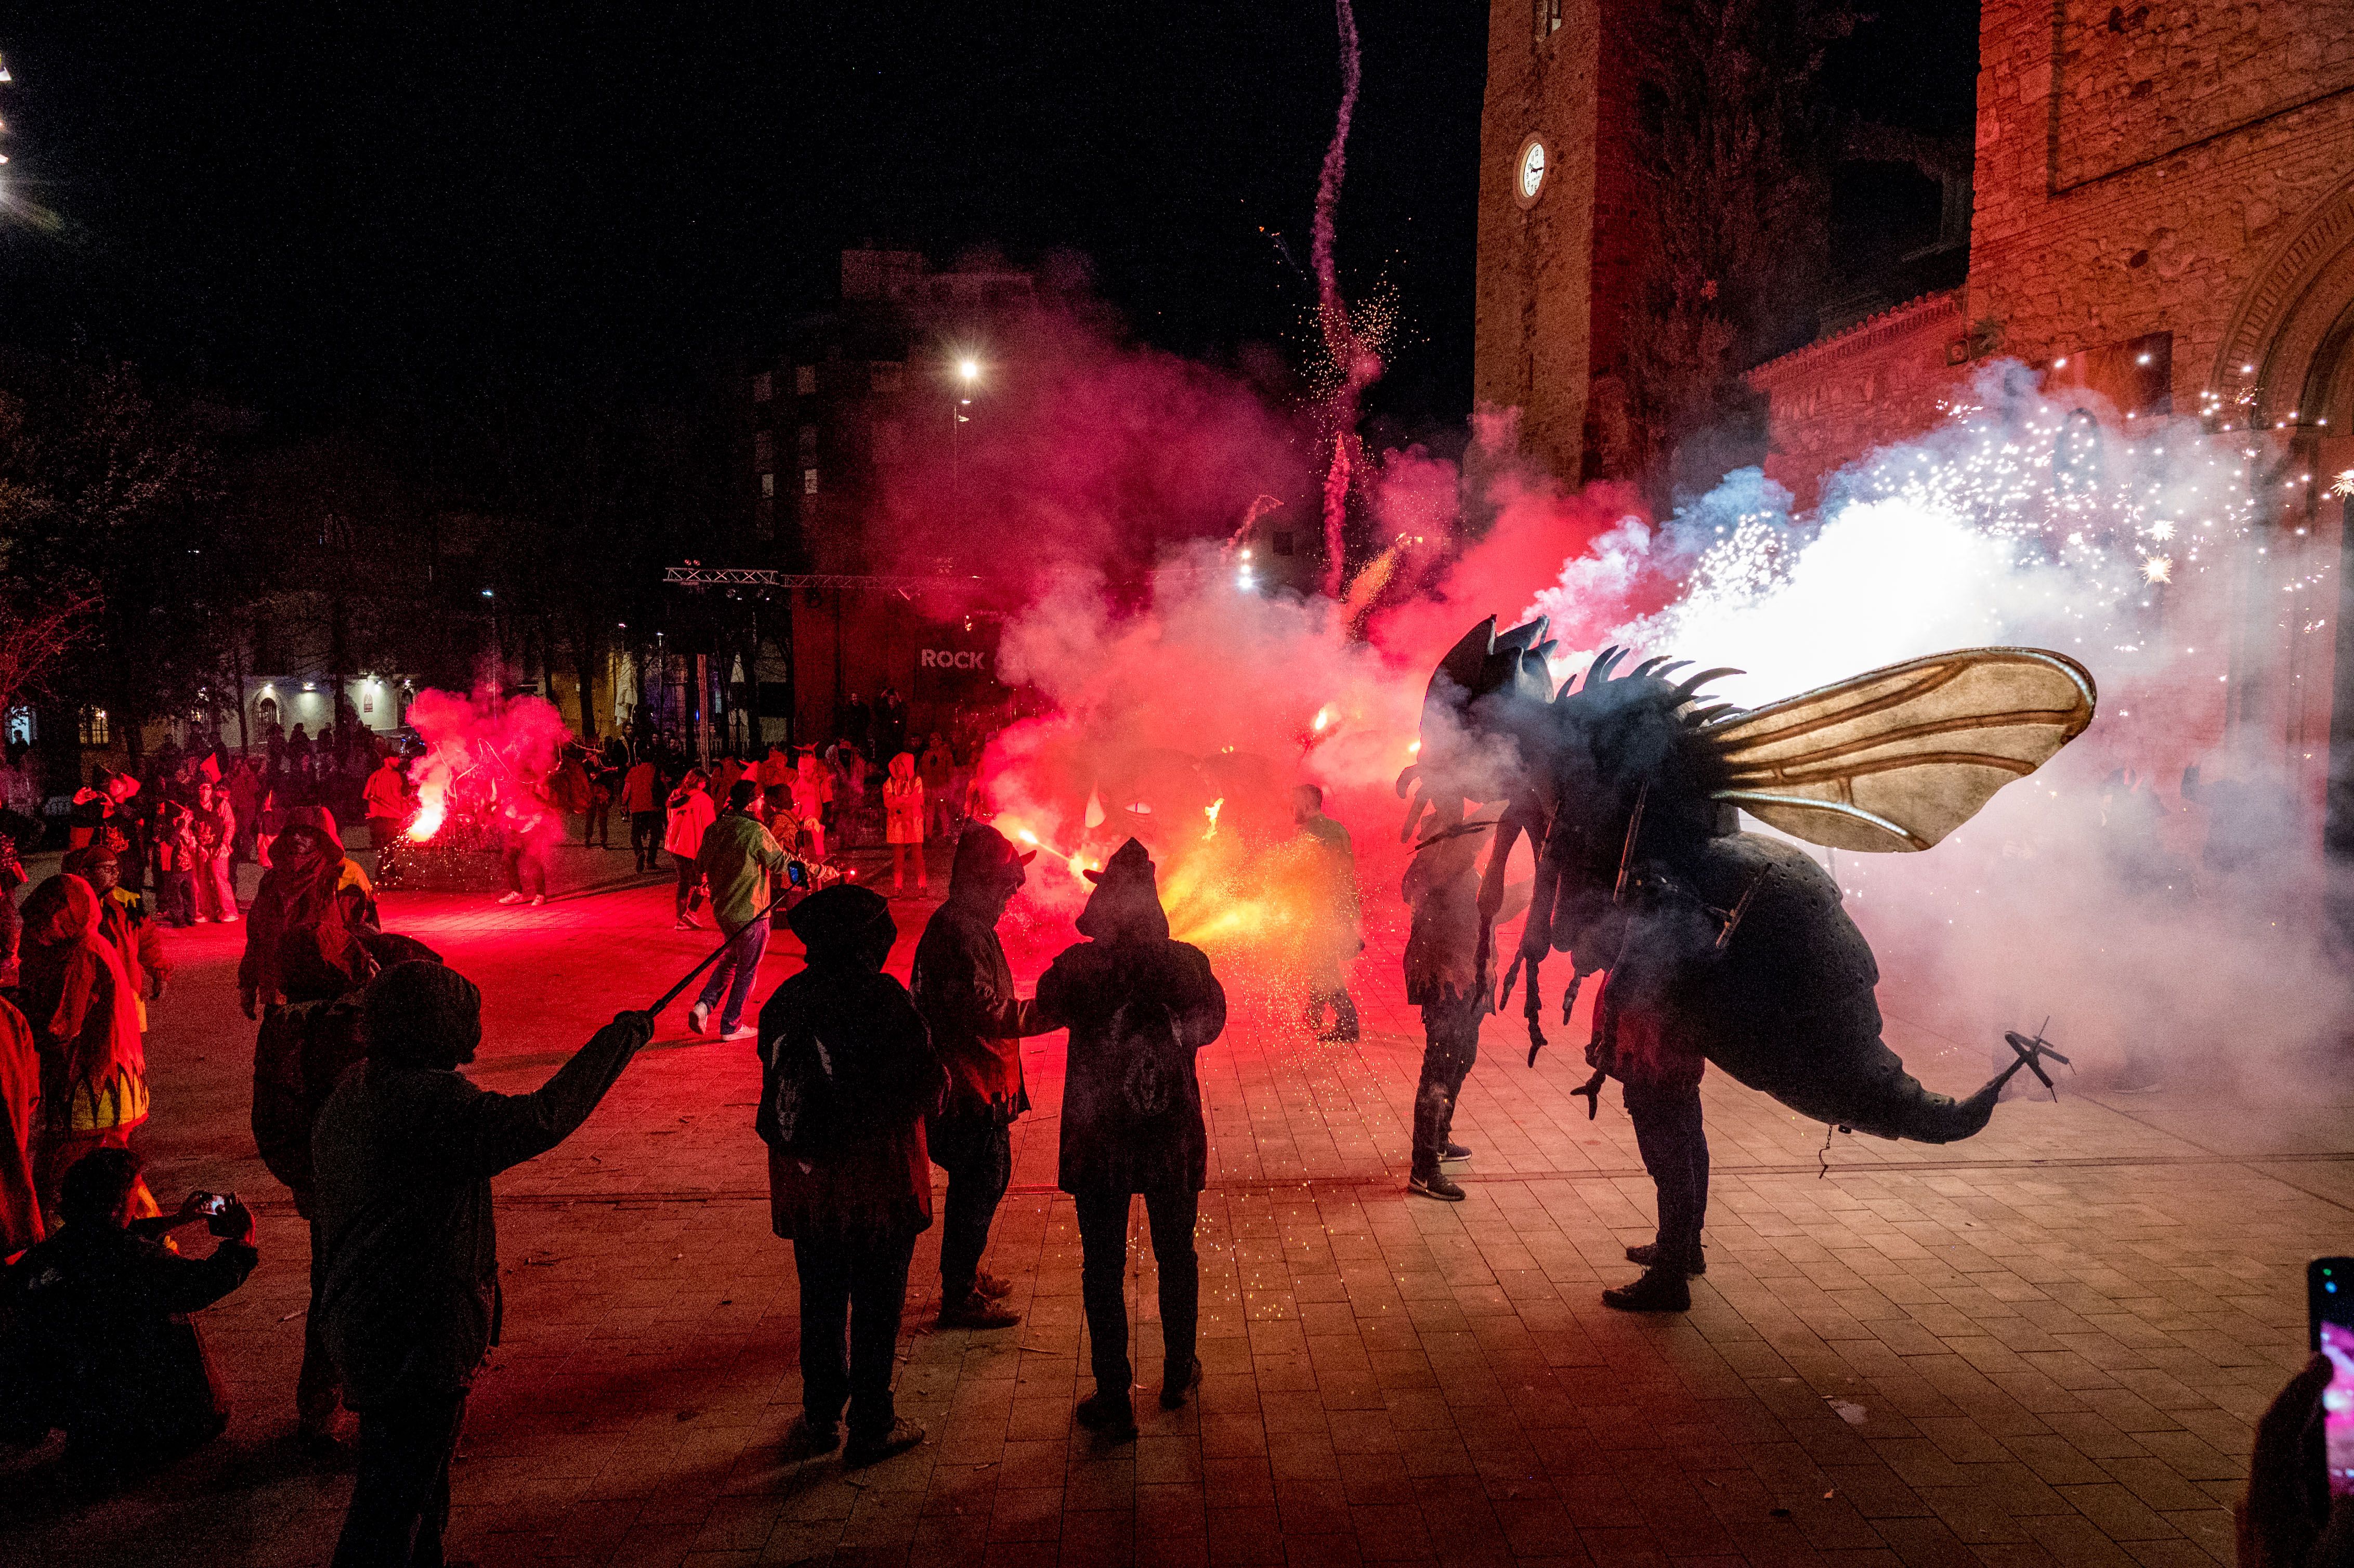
[952,357,979,507]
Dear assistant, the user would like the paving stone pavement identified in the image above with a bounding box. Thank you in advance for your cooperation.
[4,841,2348,1568]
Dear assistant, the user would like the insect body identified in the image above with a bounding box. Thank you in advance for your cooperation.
[1406,622,2096,1144]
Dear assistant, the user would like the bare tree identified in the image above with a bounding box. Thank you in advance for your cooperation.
[1610,0,1859,504]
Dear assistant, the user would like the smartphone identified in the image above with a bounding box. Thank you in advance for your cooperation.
[787,861,809,888]
[189,1191,230,1218]
[2311,1257,2354,1498]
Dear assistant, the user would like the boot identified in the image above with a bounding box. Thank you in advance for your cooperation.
[1601,1268,1691,1313]
[938,1289,1021,1329]
[971,1271,1017,1300]
[1625,1242,1705,1276]
[844,1417,924,1467]
[1075,1388,1137,1440]
[1159,1356,1202,1410]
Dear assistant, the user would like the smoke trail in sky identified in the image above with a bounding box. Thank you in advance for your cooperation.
[1312,0,1377,597]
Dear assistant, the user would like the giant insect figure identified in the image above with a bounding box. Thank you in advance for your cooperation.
[1396,619,2093,1143]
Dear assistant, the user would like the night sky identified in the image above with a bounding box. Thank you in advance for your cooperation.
[0,2,1977,434]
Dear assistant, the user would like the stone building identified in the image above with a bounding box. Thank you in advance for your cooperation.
[1472,0,1653,486]
[1476,0,2354,888]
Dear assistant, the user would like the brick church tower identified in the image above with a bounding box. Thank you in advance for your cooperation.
[1473,0,1653,484]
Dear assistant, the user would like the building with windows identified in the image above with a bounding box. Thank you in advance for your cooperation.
[741,249,1046,746]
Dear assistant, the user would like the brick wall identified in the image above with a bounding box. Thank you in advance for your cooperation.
[1969,0,2354,409]
[1748,293,1965,508]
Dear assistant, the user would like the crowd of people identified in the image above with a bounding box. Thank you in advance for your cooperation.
[0,710,2338,1568]
[0,809,1234,1561]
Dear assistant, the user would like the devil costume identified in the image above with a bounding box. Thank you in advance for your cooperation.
[1036,839,1225,1431]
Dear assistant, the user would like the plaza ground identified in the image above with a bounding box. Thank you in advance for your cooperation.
[4,840,2350,1568]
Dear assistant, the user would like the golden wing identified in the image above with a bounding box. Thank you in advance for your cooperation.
[1697,648,2096,852]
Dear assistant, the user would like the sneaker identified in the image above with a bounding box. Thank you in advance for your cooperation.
[971,1271,1016,1300]
[688,1002,712,1036]
[1625,1242,1706,1276]
[1074,1390,1137,1441]
[1600,1269,1692,1313]
[1159,1356,1201,1410]
[498,892,525,906]
[191,915,211,924]
[1408,1170,1465,1202]
[844,1417,924,1467]
[678,913,705,930]
[529,894,545,907]
[937,1289,1022,1329]
[1440,1141,1473,1163]
[218,912,239,923]
[721,1025,756,1043]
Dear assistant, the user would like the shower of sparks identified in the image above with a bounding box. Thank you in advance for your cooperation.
[2334,469,2354,500]
[2142,555,2173,584]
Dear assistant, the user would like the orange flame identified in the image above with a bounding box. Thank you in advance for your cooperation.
[405,798,447,842]
[1201,798,1224,840]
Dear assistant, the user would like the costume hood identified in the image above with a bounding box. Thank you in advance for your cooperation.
[285,804,345,854]
[948,825,1034,901]
[888,752,915,781]
[788,884,897,970]
[1076,838,1169,943]
[24,874,101,947]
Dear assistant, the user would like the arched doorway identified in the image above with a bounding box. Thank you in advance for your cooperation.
[2212,173,2354,932]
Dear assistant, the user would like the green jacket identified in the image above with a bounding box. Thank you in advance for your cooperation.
[698,812,791,934]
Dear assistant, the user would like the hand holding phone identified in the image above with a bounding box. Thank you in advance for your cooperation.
[2315,1259,2354,1501]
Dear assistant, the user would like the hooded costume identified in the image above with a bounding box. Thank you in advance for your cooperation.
[757,886,945,1244]
[239,806,377,1010]
[19,876,151,1224]
[911,827,1054,1312]
[912,829,1044,1122]
[311,962,649,1567]
[1036,839,1227,1418]
[61,846,169,1024]
[756,885,945,1449]
[1037,839,1226,1196]
[882,753,924,845]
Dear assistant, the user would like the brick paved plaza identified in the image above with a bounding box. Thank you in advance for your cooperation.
[6,843,2350,1568]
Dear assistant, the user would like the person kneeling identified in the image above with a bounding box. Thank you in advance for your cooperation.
[758,885,943,1467]
[1,1150,258,1487]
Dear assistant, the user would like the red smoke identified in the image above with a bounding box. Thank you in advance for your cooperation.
[866,306,1310,591]
[403,686,571,844]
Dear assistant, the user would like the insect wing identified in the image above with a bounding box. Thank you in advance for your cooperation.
[1698,648,2096,852]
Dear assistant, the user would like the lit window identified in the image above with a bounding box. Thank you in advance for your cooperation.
[753,431,774,466]
[79,707,110,747]
[760,472,775,496]
[803,467,820,495]
[795,365,817,396]
[751,372,772,403]
[1534,0,1562,39]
